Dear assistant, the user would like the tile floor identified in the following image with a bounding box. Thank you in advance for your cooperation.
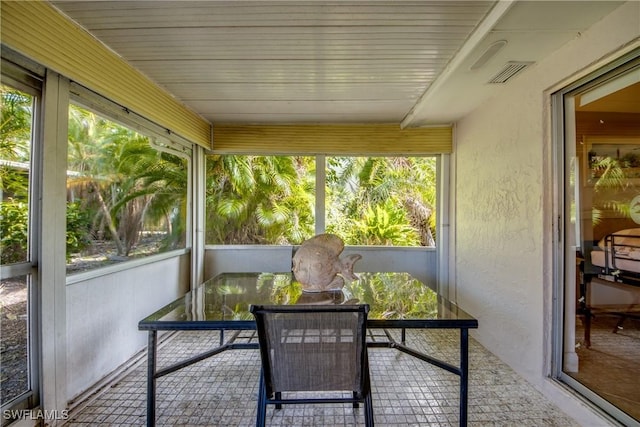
[63,329,579,426]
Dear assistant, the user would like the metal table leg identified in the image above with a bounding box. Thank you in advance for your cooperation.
[460,328,469,427]
[147,330,157,427]
[372,327,471,426]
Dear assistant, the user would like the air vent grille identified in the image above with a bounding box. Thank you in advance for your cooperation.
[488,61,533,84]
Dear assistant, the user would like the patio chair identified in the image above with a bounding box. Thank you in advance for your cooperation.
[250,304,374,427]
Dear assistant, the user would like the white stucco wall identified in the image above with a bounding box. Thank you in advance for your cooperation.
[454,1,639,424]
[66,253,190,401]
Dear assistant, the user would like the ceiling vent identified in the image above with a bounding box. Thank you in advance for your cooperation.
[487,61,533,84]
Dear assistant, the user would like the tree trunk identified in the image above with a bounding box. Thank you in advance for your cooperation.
[403,197,435,247]
[91,182,126,256]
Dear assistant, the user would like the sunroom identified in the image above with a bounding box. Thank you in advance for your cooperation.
[1,1,639,426]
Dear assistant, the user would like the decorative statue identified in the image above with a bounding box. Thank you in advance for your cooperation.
[292,233,362,292]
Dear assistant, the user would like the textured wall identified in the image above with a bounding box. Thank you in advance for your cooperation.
[453,0,639,420]
[456,80,543,378]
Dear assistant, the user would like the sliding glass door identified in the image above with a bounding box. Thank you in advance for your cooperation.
[555,50,640,426]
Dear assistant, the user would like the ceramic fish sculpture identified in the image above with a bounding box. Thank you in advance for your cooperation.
[292,233,362,292]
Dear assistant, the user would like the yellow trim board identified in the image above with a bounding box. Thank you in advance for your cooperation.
[212,124,452,155]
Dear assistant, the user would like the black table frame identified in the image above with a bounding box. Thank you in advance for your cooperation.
[139,276,478,426]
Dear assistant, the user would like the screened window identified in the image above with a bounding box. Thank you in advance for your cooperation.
[66,102,189,274]
[205,155,437,247]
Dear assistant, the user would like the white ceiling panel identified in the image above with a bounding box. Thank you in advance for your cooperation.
[210,111,408,123]
[50,0,626,126]
[162,83,420,101]
[190,99,412,114]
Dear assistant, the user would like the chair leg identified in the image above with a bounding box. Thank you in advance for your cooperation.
[353,391,359,408]
[363,360,374,426]
[585,308,592,348]
[613,314,626,333]
[364,392,374,427]
[275,392,282,410]
[256,370,267,427]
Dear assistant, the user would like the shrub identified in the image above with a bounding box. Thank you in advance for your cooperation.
[0,200,91,264]
[0,199,28,264]
[65,201,91,258]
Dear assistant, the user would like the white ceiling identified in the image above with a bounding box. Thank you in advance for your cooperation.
[50,0,625,127]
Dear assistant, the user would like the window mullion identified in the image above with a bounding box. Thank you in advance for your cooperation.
[316,155,326,235]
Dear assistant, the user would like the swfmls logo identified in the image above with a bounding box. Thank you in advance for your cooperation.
[2,409,69,421]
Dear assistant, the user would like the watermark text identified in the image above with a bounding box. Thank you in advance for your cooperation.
[2,409,69,421]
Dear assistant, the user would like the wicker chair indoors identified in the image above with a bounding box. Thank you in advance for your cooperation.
[250,304,374,426]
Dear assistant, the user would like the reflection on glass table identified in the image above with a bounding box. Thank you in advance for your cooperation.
[142,272,475,328]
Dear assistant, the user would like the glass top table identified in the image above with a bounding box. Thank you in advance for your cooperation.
[139,272,478,426]
[139,271,477,330]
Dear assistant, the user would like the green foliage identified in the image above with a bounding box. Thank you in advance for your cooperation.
[205,155,437,247]
[66,201,91,258]
[1,87,32,163]
[0,200,28,264]
[206,155,315,244]
[266,272,438,320]
[326,156,436,246]
[345,200,420,246]
[345,272,437,319]
[0,200,91,264]
[1,86,32,201]
[589,152,640,224]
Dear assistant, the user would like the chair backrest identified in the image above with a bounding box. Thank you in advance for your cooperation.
[250,304,369,396]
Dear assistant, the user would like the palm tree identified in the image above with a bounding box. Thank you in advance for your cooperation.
[137,150,189,250]
[1,86,33,264]
[206,155,314,244]
[1,85,32,199]
[67,105,188,257]
[326,156,436,246]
